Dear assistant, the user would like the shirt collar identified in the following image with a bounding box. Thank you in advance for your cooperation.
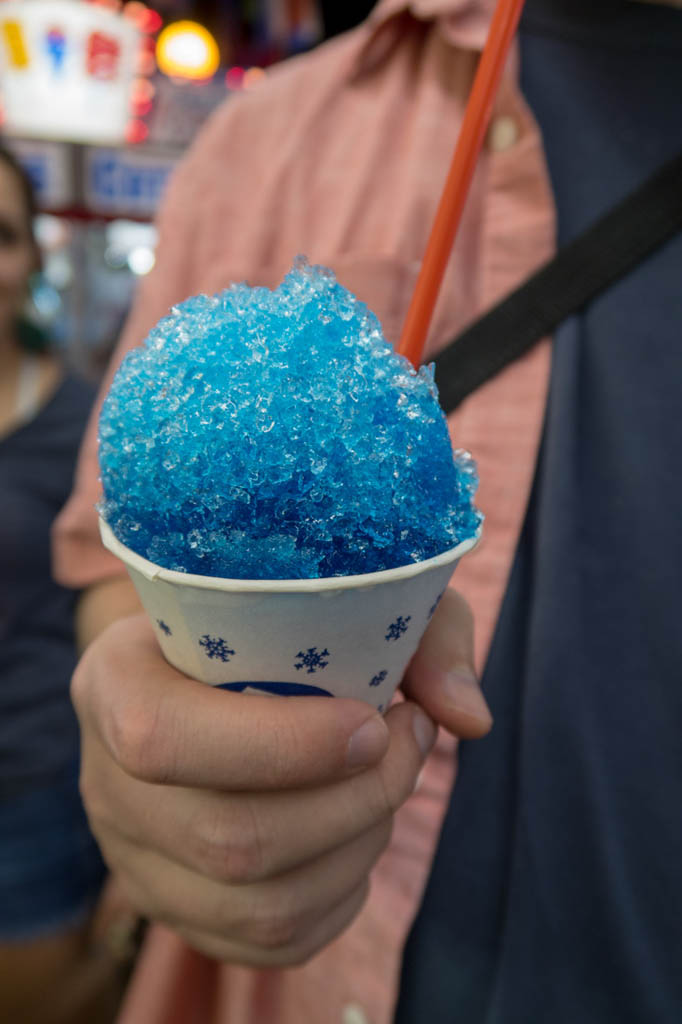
[353,0,497,77]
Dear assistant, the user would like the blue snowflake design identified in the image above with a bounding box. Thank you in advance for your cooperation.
[295,647,330,673]
[377,704,385,714]
[385,615,411,642]
[156,619,172,636]
[369,670,387,688]
[427,590,446,620]
[199,635,235,662]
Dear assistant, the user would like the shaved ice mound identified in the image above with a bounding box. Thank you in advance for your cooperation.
[98,259,481,579]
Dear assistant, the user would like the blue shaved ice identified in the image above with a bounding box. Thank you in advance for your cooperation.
[98,259,482,579]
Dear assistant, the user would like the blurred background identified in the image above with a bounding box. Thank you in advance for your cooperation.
[0,0,374,378]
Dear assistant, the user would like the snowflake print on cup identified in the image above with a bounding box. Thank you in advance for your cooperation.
[156,619,172,636]
[370,670,387,688]
[385,615,411,642]
[295,647,330,674]
[199,635,235,662]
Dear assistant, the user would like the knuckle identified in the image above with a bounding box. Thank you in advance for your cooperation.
[74,624,175,785]
[192,803,266,885]
[246,882,318,954]
[248,902,302,952]
[106,698,168,783]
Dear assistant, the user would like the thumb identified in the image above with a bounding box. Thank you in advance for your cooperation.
[401,588,493,739]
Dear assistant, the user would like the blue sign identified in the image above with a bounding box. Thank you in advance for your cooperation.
[86,149,176,216]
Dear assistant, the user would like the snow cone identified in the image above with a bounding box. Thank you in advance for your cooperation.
[98,259,481,709]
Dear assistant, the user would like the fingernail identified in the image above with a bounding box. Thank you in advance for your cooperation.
[412,708,437,758]
[346,716,388,772]
[441,667,493,726]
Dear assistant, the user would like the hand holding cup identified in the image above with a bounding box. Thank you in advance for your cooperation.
[72,591,490,966]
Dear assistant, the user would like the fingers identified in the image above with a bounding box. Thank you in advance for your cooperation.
[106,819,390,941]
[101,820,388,968]
[73,614,390,792]
[402,588,493,739]
[178,882,370,968]
[83,700,436,886]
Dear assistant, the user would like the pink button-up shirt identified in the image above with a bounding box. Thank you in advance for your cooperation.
[54,2,555,1021]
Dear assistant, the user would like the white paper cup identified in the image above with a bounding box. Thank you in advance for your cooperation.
[99,517,480,711]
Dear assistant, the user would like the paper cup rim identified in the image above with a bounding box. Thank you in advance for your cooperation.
[99,517,481,593]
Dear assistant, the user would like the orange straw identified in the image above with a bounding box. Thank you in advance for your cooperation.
[398,0,526,367]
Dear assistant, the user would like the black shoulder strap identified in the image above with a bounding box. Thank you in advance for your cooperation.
[434,150,682,414]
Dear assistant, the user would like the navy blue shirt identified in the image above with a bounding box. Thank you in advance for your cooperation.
[0,375,95,790]
[396,2,682,1021]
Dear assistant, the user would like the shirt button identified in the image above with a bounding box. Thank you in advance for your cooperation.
[487,115,519,152]
[342,1004,371,1024]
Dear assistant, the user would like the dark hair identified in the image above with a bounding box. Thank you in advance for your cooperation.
[0,144,39,251]
[0,143,48,351]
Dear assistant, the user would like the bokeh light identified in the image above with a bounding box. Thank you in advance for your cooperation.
[243,66,266,90]
[125,118,149,144]
[156,21,219,81]
[224,65,244,90]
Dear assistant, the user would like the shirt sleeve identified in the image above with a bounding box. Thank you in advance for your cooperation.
[51,144,205,588]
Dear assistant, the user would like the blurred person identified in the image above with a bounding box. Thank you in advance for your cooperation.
[54,1,682,1022]
[0,146,129,1024]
